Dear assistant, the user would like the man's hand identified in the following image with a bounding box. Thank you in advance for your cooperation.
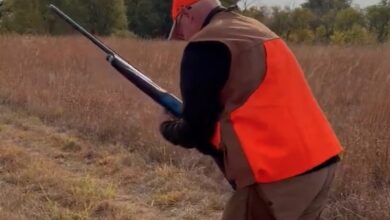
[159,110,194,148]
[159,109,175,124]
[158,109,181,146]
[159,111,223,156]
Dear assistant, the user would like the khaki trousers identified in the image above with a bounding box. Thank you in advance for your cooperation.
[222,163,338,220]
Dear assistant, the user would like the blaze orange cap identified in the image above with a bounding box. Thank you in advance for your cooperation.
[171,0,200,20]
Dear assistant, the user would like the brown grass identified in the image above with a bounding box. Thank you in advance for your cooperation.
[0,104,225,219]
[0,35,389,219]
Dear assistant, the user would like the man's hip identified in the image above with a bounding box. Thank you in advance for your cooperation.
[222,161,339,220]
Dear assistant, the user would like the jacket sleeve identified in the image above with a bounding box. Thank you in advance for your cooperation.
[160,41,231,155]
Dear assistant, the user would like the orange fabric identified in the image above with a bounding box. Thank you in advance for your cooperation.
[172,0,200,20]
[229,39,342,183]
[211,122,221,148]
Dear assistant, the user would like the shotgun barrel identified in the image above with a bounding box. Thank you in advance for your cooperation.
[49,4,183,117]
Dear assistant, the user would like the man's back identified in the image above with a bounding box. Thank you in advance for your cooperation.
[163,1,342,218]
[189,11,342,187]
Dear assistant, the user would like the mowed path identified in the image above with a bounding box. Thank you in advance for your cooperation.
[0,105,225,220]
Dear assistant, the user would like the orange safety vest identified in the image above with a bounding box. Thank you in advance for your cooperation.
[189,11,343,188]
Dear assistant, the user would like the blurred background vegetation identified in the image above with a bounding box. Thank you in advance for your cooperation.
[0,0,389,44]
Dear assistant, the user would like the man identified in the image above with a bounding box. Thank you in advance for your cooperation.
[160,0,343,219]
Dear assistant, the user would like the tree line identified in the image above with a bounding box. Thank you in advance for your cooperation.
[0,0,389,44]
[247,0,390,44]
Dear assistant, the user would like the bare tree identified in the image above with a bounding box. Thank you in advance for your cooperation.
[240,0,260,12]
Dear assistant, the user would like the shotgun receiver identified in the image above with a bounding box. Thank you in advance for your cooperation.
[49,4,183,118]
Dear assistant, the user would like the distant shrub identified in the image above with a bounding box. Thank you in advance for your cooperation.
[112,29,138,38]
[290,29,316,43]
[331,25,376,45]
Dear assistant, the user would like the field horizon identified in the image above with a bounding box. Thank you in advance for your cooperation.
[0,35,389,219]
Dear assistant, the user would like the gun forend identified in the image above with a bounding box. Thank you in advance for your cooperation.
[107,54,183,117]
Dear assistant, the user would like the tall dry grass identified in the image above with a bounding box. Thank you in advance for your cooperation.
[0,36,389,219]
[294,45,390,219]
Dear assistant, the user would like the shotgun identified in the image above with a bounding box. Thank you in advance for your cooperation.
[49,4,183,118]
[49,5,229,187]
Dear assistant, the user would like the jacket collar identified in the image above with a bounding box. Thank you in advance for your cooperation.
[201,6,227,28]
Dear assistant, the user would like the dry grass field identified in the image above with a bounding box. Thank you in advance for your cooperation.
[0,35,389,219]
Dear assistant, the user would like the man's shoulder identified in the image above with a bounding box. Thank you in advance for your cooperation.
[184,41,231,58]
[191,11,278,44]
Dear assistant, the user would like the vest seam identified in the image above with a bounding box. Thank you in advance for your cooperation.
[224,42,268,115]
[226,118,257,187]
[233,37,278,55]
